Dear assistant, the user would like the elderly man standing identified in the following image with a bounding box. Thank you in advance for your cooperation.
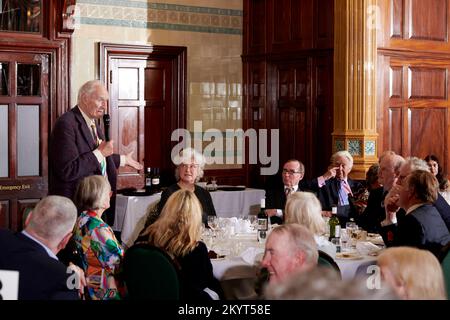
[316,150,363,226]
[261,224,318,284]
[48,80,143,224]
[381,170,450,256]
[0,196,85,300]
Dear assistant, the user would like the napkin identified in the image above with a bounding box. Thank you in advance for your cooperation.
[356,241,382,256]
[240,247,265,265]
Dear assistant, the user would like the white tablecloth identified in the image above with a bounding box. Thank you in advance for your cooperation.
[113,188,265,247]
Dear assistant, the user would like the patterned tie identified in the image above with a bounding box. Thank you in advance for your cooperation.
[338,180,352,205]
[91,124,107,177]
[285,187,293,197]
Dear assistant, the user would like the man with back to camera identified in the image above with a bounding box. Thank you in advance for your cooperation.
[0,196,86,300]
[48,80,143,225]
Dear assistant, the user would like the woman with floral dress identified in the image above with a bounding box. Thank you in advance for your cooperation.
[73,175,124,300]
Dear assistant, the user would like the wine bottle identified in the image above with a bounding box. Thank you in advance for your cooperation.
[328,205,340,241]
[151,167,161,194]
[144,167,152,192]
[257,198,268,243]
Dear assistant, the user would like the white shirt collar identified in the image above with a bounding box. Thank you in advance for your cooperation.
[21,230,59,260]
[78,106,96,128]
[285,185,299,192]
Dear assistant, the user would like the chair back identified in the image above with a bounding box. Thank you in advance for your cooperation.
[440,243,450,299]
[123,243,180,300]
[317,250,341,279]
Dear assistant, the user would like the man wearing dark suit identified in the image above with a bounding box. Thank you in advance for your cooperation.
[0,196,85,300]
[383,157,450,235]
[316,150,363,227]
[381,170,450,256]
[48,80,142,224]
[358,152,405,233]
[265,159,317,224]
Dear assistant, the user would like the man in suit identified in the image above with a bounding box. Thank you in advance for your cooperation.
[0,196,86,300]
[358,152,405,233]
[316,150,363,227]
[381,170,450,256]
[265,159,311,224]
[48,80,142,224]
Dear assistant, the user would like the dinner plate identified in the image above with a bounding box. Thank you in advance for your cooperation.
[335,252,363,260]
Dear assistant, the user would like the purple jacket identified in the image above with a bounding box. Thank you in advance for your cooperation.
[48,106,120,199]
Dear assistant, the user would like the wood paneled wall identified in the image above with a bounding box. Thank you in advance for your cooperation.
[377,0,450,173]
[243,0,334,186]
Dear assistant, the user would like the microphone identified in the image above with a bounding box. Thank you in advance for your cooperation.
[103,113,111,141]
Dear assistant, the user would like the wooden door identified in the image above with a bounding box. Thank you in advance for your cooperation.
[0,52,49,230]
[102,44,187,189]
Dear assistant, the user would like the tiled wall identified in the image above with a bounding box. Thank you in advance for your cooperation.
[71,0,243,141]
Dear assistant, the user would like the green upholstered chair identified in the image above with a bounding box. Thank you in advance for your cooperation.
[317,250,341,279]
[123,244,180,300]
[440,243,450,299]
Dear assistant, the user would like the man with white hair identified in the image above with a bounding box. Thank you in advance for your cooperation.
[261,224,318,284]
[316,150,363,226]
[0,196,85,300]
[48,80,143,224]
[383,157,450,232]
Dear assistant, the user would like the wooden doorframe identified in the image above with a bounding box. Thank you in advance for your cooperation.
[99,43,187,127]
[99,42,187,187]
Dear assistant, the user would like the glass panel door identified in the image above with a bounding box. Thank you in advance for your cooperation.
[0,0,42,33]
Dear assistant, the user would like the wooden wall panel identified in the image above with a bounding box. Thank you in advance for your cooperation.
[378,0,450,176]
[409,107,447,160]
[388,107,403,154]
[391,0,403,38]
[409,0,447,41]
[16,199,40,230]
[408,67,447,99]
[244,0,266,54]
[389,66,403,98]
[243,0,333,186]
[0,200,9,229]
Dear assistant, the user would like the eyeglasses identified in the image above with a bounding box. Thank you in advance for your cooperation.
[180,163,199,170]
[282,169,302,176]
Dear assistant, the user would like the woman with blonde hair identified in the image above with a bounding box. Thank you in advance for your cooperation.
[142,189,223,300]
[284,192,336,257]
[73,175,124,300]
[377,247,447,300]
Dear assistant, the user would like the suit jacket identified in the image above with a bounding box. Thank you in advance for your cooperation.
[265,179,319,224]
[48,106,121,199]
[384,204,450,256]
[317,177,363,226]
[358,187,386,233]
[0,229,79,300]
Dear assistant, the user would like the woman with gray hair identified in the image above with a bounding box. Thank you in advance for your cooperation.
[156,148,216,225]
[73,175,124,300]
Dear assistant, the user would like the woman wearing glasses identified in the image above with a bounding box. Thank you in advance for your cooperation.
[154,148,216,225]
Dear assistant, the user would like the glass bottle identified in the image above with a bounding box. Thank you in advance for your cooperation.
[144,167,152,192]
[151,168,161,194]
[257,198,268,243]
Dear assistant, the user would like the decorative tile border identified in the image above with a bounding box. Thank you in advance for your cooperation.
[348,139,361,156]
[76,1,242,35]
[364,140,376,156]
[335,140,345,152]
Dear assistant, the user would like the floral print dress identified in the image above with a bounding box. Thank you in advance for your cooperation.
[74,210,124,300]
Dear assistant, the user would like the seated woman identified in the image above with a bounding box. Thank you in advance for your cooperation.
[377,247,446,300]
[425,154,450,204]
[141,189,223,300]
[284,191,336,258]
[73,175,124,300]
[156,148,216,225]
